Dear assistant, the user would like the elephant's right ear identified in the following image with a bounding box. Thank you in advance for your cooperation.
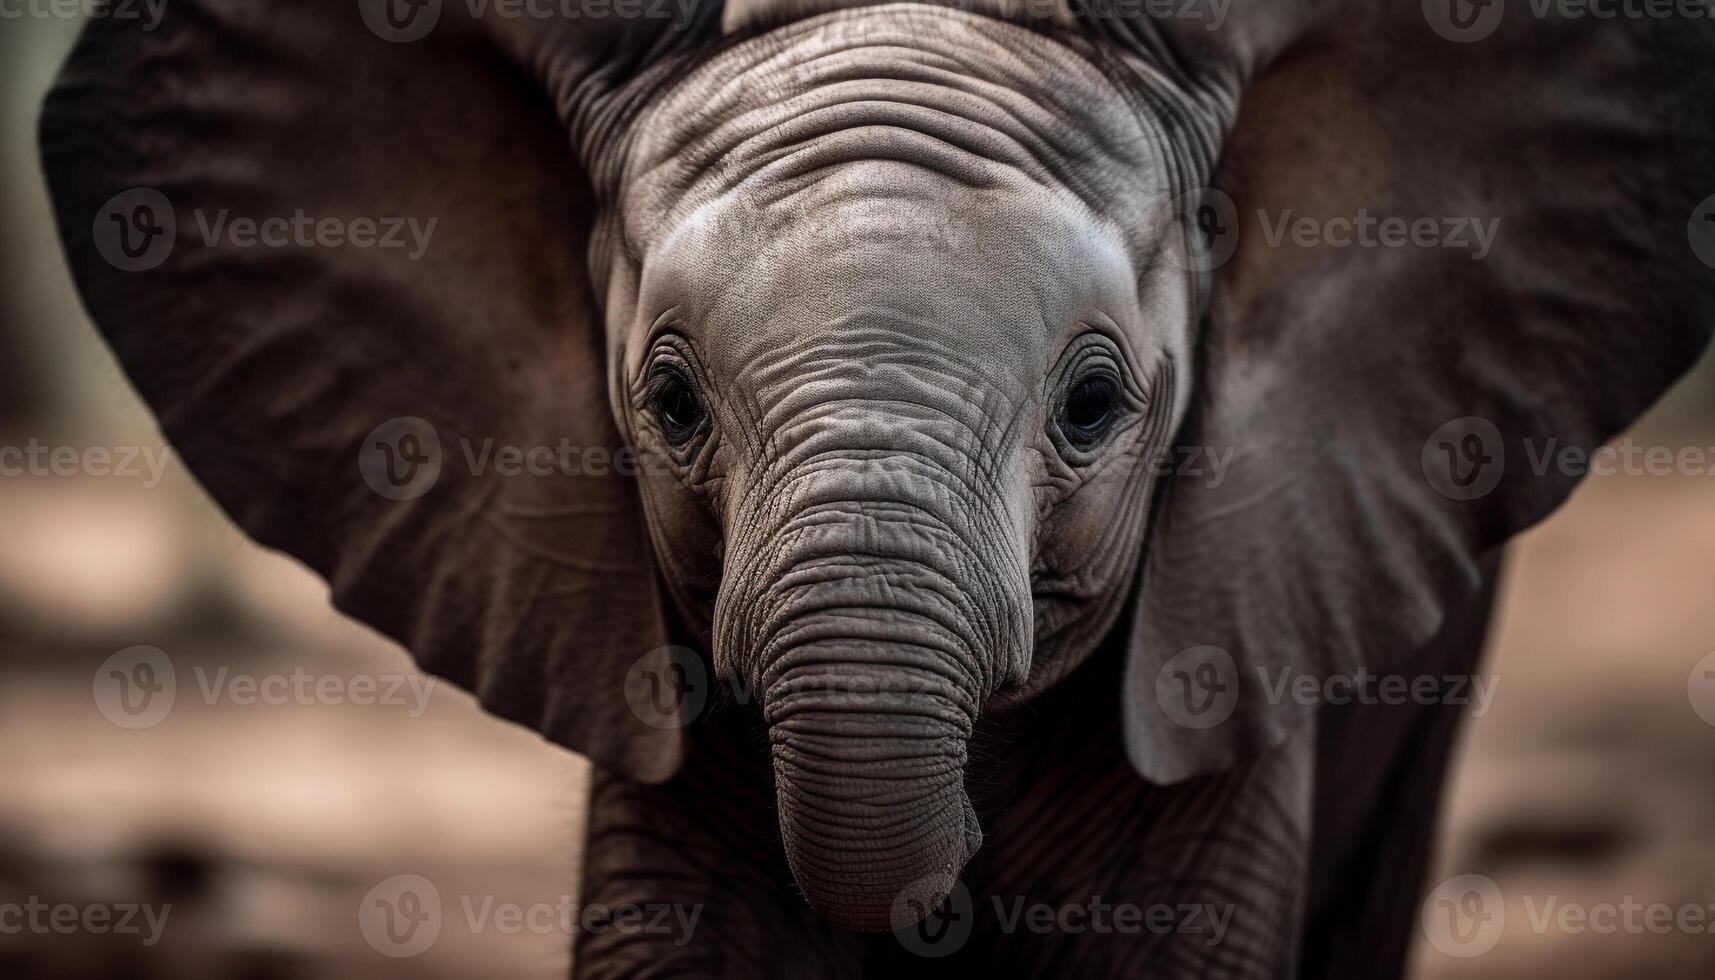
[40,1,721,782]
[1119,4,1715,784]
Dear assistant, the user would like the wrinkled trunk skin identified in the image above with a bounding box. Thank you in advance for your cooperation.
[717,470,1032,932]
[767,651,983,932]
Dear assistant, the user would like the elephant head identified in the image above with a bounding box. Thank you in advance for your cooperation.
[40,0,1715,931]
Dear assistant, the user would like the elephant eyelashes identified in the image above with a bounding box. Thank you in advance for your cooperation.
[1060,375,1122,449]
[650,370,705,445]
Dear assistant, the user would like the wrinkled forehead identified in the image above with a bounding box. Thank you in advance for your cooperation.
[636,162,1142,382]
[610,6,1202,388]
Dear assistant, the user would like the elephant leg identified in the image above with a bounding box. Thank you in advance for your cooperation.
[1299,552,1504,980]
[862,647,1314,980]
[572,709,864,980]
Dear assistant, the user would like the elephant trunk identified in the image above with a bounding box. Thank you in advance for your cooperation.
[765,650,982,931]
[718,483,1032,932]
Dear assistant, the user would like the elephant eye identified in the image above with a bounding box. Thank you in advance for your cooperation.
[651,371,705,444]
[1061,375,1120,449]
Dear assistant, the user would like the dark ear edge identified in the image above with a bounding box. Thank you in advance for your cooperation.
[38,2,711,783]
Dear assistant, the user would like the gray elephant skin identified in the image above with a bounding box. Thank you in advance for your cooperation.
[37,0,1715,976]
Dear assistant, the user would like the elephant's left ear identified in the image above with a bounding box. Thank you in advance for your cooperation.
[40,1,721,782]
[1119,5,1715,783]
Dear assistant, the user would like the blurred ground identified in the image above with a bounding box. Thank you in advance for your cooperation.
[1410,384,1715,979]
[6,12,1715,980]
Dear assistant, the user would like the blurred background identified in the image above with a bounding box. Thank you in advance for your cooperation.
[5,14,1715,980]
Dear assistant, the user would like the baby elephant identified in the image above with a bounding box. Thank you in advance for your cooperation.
[41,0,1715,977]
